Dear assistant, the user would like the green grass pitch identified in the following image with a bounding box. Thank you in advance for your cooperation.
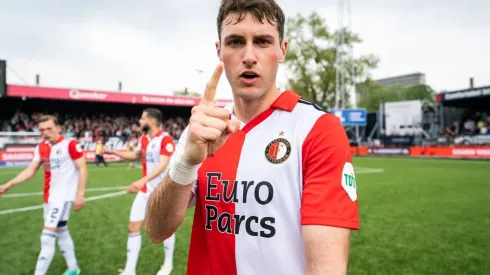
[0,157,488,275]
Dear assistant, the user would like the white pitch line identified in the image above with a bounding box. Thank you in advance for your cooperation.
[2,186,127,198]
[0,191,127,215]
[356,168,384,174]
[0,166,139,175]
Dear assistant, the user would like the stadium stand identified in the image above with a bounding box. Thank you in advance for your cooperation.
[0,70,232,166]
[1,56,489,164]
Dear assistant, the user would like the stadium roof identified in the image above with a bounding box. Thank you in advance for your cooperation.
[3,84,232,107]
[436,85,490,110]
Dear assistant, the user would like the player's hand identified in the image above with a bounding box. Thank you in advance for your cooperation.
[74,195,85,211]
[127,178,146,194]
[0,183,12,198]
[101,146,112,154]
[183,62,241,165]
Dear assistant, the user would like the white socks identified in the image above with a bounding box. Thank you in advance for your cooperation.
[163,233,176,266]
[124,232,176,273]
[124,232,142,273]
[58,226,79,270]
[34,230,57,275]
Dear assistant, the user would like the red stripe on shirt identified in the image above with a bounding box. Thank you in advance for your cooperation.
[187,131,246,275]
[39,143,51,203]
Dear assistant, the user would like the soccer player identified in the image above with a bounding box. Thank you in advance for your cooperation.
[125,139,136,168]
[145,0,360,274]
[94,139,108,167]
[0,115,87,275]
[102,108,176,275]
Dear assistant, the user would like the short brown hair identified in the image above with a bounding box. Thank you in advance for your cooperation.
[37,115,60,126]
[143,108,163,124]
[217,0,286,42]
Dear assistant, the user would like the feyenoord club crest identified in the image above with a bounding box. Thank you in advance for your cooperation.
[265,136,291,164]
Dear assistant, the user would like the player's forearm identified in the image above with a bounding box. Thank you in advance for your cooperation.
[77,165,88,197]
[8,169,35,187]
[303,226,350,275]
[145,175,192,243]
[142,161,168,183]
[111,150,140,161]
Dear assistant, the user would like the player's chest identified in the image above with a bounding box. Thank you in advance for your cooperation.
[40,145,70,171]
[142,140,160,163]
[197,124,302,204]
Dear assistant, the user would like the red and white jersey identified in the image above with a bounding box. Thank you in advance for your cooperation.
[177,90,359,275]
[137,130,175,193]
[33,136,84,203]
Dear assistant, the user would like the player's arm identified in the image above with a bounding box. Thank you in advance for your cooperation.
[145,62,239,244]
[141,137,174,183]
[0,144,42,197]
[146,173,195,243]
[105,147,141,161]
[0,159,40,193]
[69,140,88,210]
[301,114,359,275]
[73,158,88,198]
[145,130,195,243]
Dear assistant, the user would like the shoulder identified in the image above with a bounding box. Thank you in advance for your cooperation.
[160,132,175,144]
[292,98,343,141]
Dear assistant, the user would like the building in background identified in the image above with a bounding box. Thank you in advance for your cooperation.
[356,72,426,105]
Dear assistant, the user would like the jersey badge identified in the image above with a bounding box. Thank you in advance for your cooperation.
[166,143,174,153]
[75,144,83,153]
[265,134,291,164]
[342,162,357,201]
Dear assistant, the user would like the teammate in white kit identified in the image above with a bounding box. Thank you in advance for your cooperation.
[102,108,176,275]
[0,115,88,275]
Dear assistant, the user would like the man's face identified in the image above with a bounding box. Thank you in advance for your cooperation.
[216,12,287,101]
[38,120,60,143]
[139,112,150,132]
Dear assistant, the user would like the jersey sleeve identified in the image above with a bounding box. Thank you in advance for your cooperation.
[136,136,143,151]
[300,113,359,230]
[160,135,175,156]
[68,139,84,160]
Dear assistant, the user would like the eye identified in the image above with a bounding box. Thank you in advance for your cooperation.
[255,38,271,46]
[227,39,244,46]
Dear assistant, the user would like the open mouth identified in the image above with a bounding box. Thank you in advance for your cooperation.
[240,72,259,79]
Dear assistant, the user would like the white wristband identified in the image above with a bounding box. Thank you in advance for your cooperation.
[168,150,201,185]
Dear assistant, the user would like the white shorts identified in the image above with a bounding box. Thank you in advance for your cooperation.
[43,201,72,228]
[129,191,149,222]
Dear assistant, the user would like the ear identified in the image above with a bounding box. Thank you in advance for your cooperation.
[279,40,288,63]
[216,41,222,61]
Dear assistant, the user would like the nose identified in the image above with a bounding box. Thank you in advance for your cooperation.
[242,44,257,67]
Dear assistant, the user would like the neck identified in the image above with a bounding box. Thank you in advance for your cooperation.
[148,127,159,137]
[233,85,281,124]
[49,134,61,144]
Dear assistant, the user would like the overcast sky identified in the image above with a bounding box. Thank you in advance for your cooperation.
[1,0,489,103]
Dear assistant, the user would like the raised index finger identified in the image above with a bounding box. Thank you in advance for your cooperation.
[201,62,224,105]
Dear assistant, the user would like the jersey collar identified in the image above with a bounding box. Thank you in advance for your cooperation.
[224,90,301,114]
[148,129,163,139]
[270,90,301,112]
[224,90,301,129]
[45,135,64,145]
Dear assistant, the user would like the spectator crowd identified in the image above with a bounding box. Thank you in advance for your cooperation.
[445,111,490,137]
[1,111,188,141]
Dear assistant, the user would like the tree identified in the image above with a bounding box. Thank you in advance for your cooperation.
[357,83,436,112]
[284,12,379,109]
[404,84,435,103]
[173,87,200,97]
